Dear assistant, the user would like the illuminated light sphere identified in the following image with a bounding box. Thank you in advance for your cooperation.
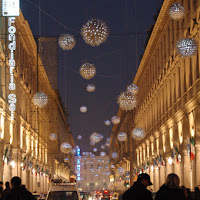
[176,38,197,57]
[81,18,109,47]
[132,128,146,140]
[90,132,101,143]
[71,148,77,155]
[101,145,105,149]
[118,91,137,111]
[77,135,82,140]
[106,171,110,175]
[105,141,110,147]
[111,165,115,169]
[105,120,111,126]
[100,152,106,157]
[127,84,139,95]
[60,142,72,154]
[106,137,111,142]
[80,106,87,113]
[111,116,120,125]
[93,148,97,152]
[117,167,125,175]
[49,133,57,141]
[100,134,104,139]
[169,3,185,20]
[58,34,76,50]
[117,132,127,142]
[80,63,96,80]
[64,158,69,163]
[86,84,96,92]
[90,141,95,146]
[112,152,118,159]
[33,92,48,108]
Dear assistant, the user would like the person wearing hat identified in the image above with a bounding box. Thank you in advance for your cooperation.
[122,173,153,200]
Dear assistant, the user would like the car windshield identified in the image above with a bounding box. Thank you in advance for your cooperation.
[47,191,78,200]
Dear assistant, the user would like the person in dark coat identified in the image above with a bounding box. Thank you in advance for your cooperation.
[0,181,3,200]
[195,185,200,200]
[155,173,186,200]
[1,182,11,200]
[122,173,153,200]
[5,176,36,200]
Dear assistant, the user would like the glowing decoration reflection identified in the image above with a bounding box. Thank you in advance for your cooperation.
[49,133,57,141]
[111,165,115,169]
[80,106,87,113]
[117,167,125,175]
[132,128,145,140]
[127,84,139,95]
[71,148,77,155]
[93,148,97,152]
[64,158,69,162]
[176,38,197,57]
[58,34,76,50]
[77,135,82,140]
[81,18,109,47]
[90,132,102,143]
[118,91,137,111]
[117,132,127,142]
[33,92,48,108]
[106,137,111,142]
[105,120,111,126]
[80,63,96,80]
[100,152,106,157]
[105,141,110,147]
[111,116,120,125]
[60,142,72,154]
[90,141,95,146]
[101,145,105,149]
[169,3,185,20]
[112,152,118,159]
[86,84,96,92]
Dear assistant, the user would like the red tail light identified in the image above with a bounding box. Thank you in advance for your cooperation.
[104,190,108,193]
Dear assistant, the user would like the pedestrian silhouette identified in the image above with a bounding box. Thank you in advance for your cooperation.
[155,173,186,200]
[122,173,153,200]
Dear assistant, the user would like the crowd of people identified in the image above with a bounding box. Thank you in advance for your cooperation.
[122,173,200,200]
[0,177,36,200]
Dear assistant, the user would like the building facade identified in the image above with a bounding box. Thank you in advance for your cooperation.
[0,8,75,193]
[110,0,200,192]
[76,154,110,192]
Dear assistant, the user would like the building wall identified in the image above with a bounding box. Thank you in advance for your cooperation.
[110,0,200,191]
[0,10,75,192]
[77,155,110,192]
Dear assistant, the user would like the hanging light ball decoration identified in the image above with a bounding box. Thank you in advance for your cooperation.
[169,3,185,20]
[90,141,95,146]
[106,137,111,142]
[117,167,125,175]
[111,165,115,169]
[71,148,77,155]
[117,132,127,142]
[93,148,97,152]
[80,106,87,113]
[80,63,96,80]
[101,145,105,149]
[49,133,57,141]
[118,91,137,111]
[60,142,72,154]
[90,132,101,144]
[127,84,139,95]
[176,38,197,57]
[112,152,118,159]
[86,84,96,92]
[100,152,106,157]
[81,19,109,47]
[77,135,82,140]
[105,141,110,147]
[111,116,120,125]
[132,128,146,140]
[33,92,48,108]
[104,120,111,126]
[58,34,76,50]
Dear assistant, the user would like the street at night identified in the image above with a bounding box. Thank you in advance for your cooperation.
[0,0,200,200]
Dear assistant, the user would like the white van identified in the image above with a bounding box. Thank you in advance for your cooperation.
[46,182,81,200]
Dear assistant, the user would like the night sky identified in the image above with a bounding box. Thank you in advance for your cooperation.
[20,0,163,154]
